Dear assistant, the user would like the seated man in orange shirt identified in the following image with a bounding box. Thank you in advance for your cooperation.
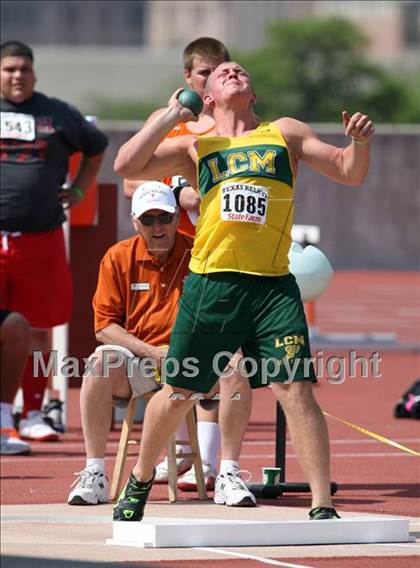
[68,181,247,505]
[68,182,185,504]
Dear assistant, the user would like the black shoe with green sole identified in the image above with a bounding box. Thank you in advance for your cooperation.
[309,506,340,520]
[113,469,155,522]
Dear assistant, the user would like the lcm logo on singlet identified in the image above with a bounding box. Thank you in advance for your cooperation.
[198,144,293,196]
[208,149,276,183]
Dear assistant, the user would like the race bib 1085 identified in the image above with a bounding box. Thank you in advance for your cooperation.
[221,183,268,225]
[0,112,36,141]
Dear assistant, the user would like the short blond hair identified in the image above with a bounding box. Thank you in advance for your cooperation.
[183,37,230,72]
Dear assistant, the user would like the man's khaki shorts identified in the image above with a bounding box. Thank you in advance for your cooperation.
[90,344,161,409]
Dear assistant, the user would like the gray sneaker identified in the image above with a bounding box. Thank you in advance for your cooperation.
[68,466,109,505]
[213,470,256,507]
[0,428,30,455]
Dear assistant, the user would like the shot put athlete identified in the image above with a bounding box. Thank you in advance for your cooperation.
[113,61,374,522]
[123,38,255,503]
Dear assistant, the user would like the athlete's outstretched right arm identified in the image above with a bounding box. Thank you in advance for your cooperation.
[114,94,196,181]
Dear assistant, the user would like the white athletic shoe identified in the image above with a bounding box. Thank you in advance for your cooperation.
[214,470,257,507]
[154,451,193,484]
[19,410,59,442]
[0,428,31,455]
[177,463,217,492]
[68,466,109,505]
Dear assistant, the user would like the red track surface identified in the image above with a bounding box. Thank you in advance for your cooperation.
[1,354,419,515]
[1,270,420,566]
[315,270,420,343]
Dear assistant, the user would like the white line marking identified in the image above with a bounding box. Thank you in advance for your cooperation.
[328,438,420,446]
[5,438,416,451]
[239,453,418,459]
[312,452,417,459]
[243,439,420,447]
[195,547,314,567]
[1,452,418,464]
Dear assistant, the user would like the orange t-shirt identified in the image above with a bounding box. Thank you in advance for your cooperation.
[93,232,192,346]
[163,122,213,237]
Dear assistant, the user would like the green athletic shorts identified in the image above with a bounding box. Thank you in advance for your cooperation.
[164,271,316,393]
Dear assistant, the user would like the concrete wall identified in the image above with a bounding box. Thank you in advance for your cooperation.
[30,46,181,111]
[293,127,420,269]
[96,124,420,270]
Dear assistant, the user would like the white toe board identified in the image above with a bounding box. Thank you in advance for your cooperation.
[106,515,410,548]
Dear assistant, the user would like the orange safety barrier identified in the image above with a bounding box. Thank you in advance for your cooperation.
[304,300,317,332]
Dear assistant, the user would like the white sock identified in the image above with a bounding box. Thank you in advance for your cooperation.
[86,458,105,471]
[175,419,191,454]
[0,402,14,429]
[197,421,221,471]
[220,459,239,475]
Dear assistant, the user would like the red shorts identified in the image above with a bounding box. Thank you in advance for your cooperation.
[0,227,73,328]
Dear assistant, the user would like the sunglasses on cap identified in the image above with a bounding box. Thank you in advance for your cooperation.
[138,212,176,227]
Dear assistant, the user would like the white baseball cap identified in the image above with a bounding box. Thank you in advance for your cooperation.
[131,181,177,218]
